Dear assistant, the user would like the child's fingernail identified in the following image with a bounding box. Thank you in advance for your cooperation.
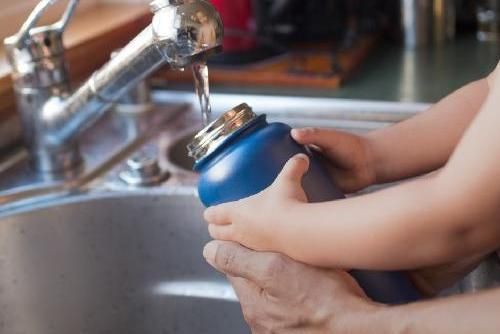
[203,242,218,266]
[292,128,307,134]
[203,207,213,221]
[294,153,309,162]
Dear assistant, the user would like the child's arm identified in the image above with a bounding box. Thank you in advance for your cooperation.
[206,136,499,271]
[281,171,499,270]
[292,77,490,193]
[205,64,500,271]
[366,77,490,184]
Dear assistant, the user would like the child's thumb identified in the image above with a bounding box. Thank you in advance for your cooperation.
[277,154,310,184]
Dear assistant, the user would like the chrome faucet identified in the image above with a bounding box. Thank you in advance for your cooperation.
[4,0,223,173]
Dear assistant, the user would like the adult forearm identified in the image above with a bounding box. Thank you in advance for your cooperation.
[357,288,500,334]
[367,79,489,184]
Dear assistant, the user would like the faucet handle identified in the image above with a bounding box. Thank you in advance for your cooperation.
[4,0,79,94]
[9,0,79,49]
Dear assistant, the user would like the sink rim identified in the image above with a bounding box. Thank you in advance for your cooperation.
[0,186,199,219]
[154,90,430,120]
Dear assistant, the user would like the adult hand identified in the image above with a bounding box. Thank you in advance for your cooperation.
[291,128,376,193]
[203,240,380,333]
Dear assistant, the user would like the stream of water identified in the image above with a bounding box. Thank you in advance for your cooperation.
[192,62,212,127]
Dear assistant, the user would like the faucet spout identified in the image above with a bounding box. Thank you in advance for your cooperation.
[5,0,223,173]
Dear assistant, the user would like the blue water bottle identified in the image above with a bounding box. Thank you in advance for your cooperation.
[188,103,420,304]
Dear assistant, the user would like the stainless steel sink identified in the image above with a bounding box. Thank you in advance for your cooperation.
[166,132,197,175]
[1,89,497,333]
[0,92,432,333]
[0,191,248,334]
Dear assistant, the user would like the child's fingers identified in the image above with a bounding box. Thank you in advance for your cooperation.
[208,224,235,241]
[277,154,310,184]
[487,61,500,88]
[204,203,234,225]
[291,128,358,166]
[292,128,331,145]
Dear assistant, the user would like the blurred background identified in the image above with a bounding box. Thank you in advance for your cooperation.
[0,0,498,104]
[156,0,500,103]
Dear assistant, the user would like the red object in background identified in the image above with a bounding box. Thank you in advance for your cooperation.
[210,0,257,52]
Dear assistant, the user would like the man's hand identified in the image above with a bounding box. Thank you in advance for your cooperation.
[203,240,381,333]
[204,154,310,253]
[202,242,500,334]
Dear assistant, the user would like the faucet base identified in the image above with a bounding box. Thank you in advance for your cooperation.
[32,144,83,175]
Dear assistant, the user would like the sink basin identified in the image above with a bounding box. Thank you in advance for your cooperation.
[0,93,430,334]
[0,191,248,334]
[167,132,197,174]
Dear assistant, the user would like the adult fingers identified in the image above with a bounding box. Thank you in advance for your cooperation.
[203,240,288,292]
[227,276,261,302]
[227,276,270,332]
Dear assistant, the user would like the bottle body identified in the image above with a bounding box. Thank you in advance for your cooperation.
[195,116,343,206]
[193,113,420,304]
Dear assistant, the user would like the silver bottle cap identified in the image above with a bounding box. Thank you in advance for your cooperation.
[187,103,258,162]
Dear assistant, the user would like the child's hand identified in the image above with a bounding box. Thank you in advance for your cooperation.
[487,61,499,88]
[204,154,310,252]
[291,128,376,193]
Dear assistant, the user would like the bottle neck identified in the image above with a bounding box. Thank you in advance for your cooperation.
[191,113,268,170]
[188,103,259,162]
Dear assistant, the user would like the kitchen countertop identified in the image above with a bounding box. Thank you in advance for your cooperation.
[176,35,499,104]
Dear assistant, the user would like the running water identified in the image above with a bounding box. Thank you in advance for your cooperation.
[192,62,212,127]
